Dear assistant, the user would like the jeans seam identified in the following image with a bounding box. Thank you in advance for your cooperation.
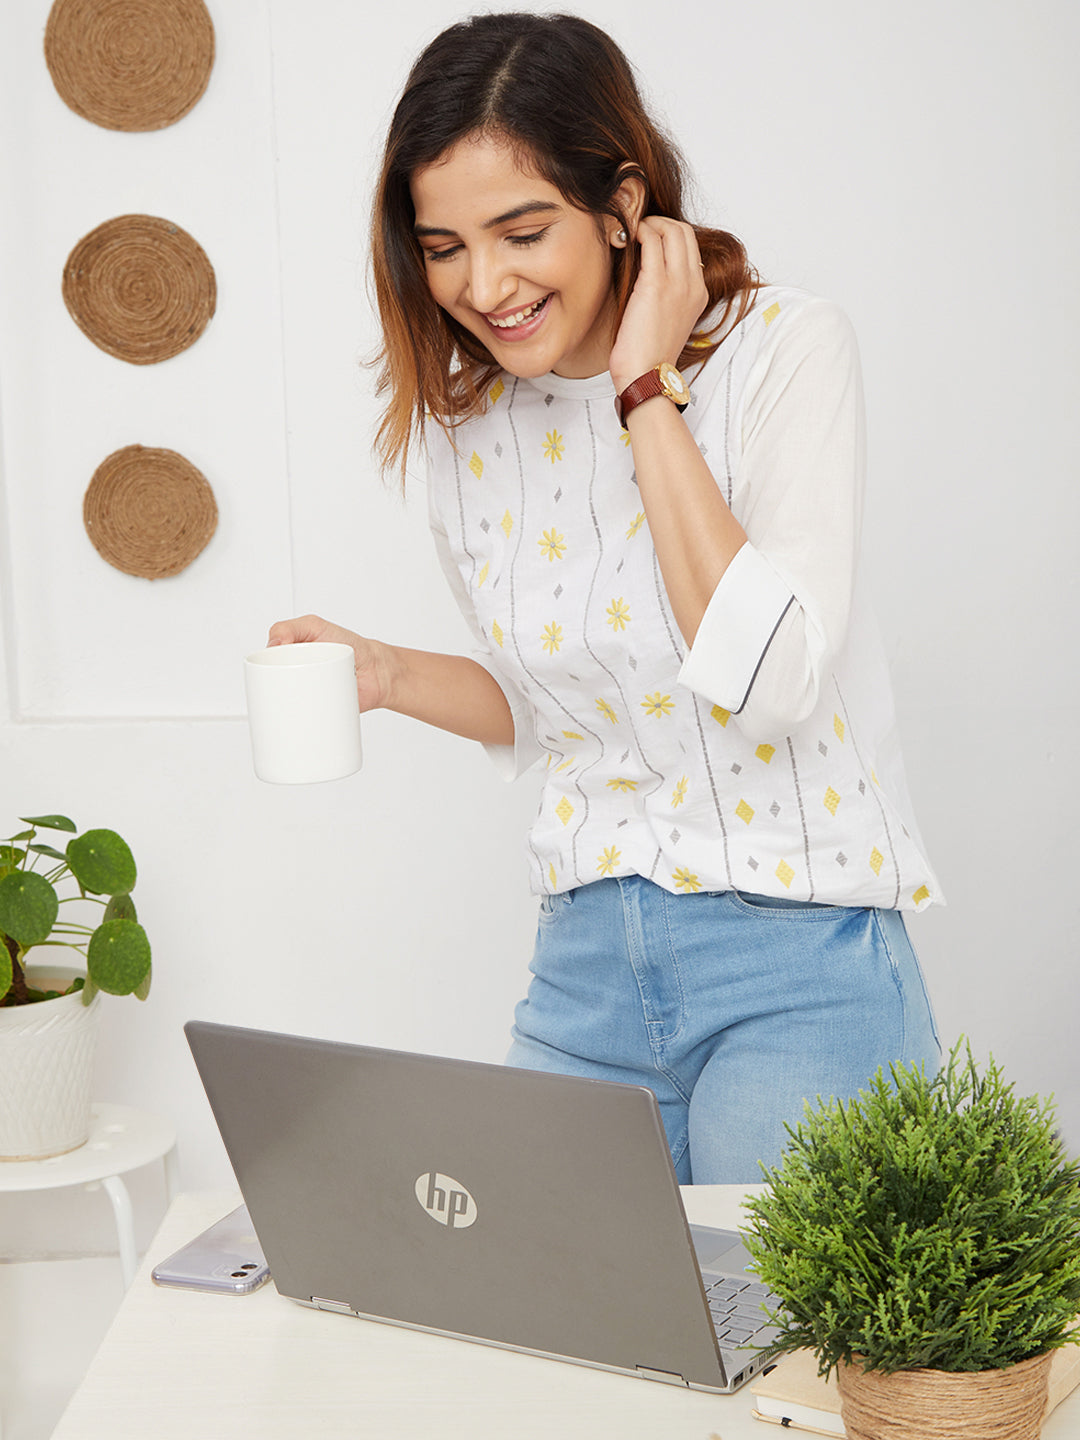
[619,879,690,1090]
[870,907,907,1056]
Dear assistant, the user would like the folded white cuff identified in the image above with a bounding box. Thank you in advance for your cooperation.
[678,542,794,713]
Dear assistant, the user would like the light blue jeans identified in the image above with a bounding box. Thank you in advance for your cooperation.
[506,876,940,1185]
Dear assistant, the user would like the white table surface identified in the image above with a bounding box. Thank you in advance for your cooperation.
[53,1187,1080,1440]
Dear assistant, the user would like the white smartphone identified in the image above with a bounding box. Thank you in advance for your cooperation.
[151,1204,270,1294]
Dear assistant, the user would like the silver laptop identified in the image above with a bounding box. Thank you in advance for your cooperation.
[185,1019,781,1393]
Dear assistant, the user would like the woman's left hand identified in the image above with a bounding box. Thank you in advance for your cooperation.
[607,216,709,397]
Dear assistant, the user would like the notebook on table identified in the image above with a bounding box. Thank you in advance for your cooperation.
[184,1019,782,1393]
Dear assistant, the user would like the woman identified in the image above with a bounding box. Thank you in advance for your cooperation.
[271,11,941,1183]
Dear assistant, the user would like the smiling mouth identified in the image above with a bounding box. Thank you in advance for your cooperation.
[486,295,551,329]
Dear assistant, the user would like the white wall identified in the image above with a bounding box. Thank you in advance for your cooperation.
[1,0,1076,1256]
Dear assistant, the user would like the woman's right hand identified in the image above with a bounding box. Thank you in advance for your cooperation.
[266,614,392,714]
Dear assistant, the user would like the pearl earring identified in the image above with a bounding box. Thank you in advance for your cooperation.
[616,229,628,244]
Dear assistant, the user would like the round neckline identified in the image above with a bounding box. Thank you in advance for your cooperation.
[522,369,615,402]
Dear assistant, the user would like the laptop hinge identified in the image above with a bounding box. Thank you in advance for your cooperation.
[636,1366,689,1387]
[311,1296,355,1315]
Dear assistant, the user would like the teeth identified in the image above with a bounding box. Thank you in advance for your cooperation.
[489,297,546,329]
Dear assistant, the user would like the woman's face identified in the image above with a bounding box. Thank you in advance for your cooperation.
[410,132,623,380]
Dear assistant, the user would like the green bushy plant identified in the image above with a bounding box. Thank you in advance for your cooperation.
[0,814,151,1007]
[741,1040,1080,1377]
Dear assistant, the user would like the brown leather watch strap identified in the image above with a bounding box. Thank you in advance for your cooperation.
[615,364,690,427]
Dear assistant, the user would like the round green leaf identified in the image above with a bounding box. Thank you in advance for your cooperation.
[0,871,59,947]
[104,893,138,923]
[20,814,77,833]
[67,830,137,896]
[87,919,151,996]
[0,845,26,873]
[0,946,12,999]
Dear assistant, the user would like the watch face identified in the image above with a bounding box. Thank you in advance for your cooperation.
[658,361,690,405]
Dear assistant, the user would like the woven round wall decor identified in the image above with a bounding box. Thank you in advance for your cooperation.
[44,0,215,132]
[83,444,218,578]
[63,214,216,365]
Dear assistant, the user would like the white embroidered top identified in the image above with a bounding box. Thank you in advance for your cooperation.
[426,286,942,911]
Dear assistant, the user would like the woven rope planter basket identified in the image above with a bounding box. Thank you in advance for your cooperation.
[44,0,215,131]
[63,214,216,365]
[83,444,218,579]
[836,1350,1054,1440]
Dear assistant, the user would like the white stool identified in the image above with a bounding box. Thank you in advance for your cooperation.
[0,1102,178,1289]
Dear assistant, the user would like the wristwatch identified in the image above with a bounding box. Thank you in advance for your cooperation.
[615,361,691,427]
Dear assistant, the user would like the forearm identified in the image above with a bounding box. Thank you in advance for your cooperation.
[625,397,748,646]
[381,644,515,747]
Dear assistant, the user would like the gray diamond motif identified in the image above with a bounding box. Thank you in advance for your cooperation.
[494,442,503,457]
[819,741,828,756]
[617,818,629,828]
[616,559,624,572]
[858,780,866,795]
[748,856,759,871]
[554,487,562,502]
[837,852,848,867]
[620,749,630,763]
[731,763,742,774]
[554,584,563,599]
[627,655,637,670]
[670,828,681,845]
[770,801,781,818]
[479,518,490,533]
[544,394,554,406]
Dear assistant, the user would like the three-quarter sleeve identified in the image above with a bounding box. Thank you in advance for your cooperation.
[677,298,865,739]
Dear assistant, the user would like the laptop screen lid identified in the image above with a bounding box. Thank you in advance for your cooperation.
[185,1020,729,1390]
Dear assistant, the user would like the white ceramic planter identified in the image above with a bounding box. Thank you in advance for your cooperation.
[0,964,102,1161]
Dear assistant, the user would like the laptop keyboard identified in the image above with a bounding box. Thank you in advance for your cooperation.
[703,1274,779,1350]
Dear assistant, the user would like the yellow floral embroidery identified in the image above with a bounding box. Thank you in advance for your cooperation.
[596,698,618,724]
[548,862,557,888]
[776,859,795,888]
[620,429,632,447]
[606,777,638,792]
[491,620,504,648]
[626,511,646,539]
[541,622,563,655]
[912,884,930,906]
[673,867,702,893]
[562,730,584,740]
[671,776,688,808]
[538,528,566,562]
[468,451,483,479]
[477,561,489,586]
[606,598,631,631]
[641,692,674,718]
[543,429,565,464]
[489,378,505,404]
[597,845,621,877]
[711,705,730,727]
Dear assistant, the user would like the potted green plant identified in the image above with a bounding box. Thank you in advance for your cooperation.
[0,813,152,1160]
[741,1041,1080,1440]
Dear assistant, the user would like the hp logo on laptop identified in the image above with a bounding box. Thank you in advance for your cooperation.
[414,1171,477,1229]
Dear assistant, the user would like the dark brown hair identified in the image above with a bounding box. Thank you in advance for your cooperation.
[371,12,760,477]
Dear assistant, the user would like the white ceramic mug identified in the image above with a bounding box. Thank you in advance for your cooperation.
[244,642,362,784]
